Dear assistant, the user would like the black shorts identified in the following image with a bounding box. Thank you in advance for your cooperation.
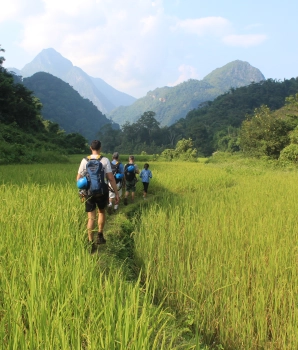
[85,192,109,212]
[142,182,149,193]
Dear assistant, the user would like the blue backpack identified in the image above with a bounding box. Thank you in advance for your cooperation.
[85,155,108,195]
[124,163,136,182]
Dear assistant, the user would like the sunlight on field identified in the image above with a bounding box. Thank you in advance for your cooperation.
[1,160,298,349]
[0,164,197,349]
[135,162,298,349]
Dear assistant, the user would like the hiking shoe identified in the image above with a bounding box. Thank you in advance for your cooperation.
[124,197,128,206]
[90,241,97,254]
[97,232,106,245]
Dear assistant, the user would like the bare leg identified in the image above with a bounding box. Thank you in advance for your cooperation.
[131,191,135,202]
[124,190,129,205]
[87,210,96,241]
[97,208,105,233]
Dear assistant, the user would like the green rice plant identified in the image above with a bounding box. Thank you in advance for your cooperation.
[134,162,298,349]
[0,163,200,349]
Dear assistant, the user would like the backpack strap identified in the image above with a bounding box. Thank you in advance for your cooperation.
[86,154,102,160]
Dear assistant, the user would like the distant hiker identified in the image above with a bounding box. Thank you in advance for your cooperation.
[139,163,152,200]
[123,155,139,205]
[76,140,119,253]
[108,152,124,214]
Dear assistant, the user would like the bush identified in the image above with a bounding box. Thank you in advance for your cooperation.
[279,144,298,163]
[289,127,298,144]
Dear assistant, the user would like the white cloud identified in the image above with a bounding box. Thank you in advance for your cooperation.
[223,34,267,47]
[15,0,168,96]
[0,0,44,22]
[173,17,232,37]
[168,64,200,86]
[2,0,269,97]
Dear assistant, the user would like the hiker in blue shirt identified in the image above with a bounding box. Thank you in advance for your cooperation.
[139,163,152,200]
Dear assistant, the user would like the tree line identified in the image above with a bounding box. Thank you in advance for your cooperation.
[2,41,298,164]
[99,78,298,163]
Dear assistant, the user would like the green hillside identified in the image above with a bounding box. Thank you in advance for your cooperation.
[22,72,119,141]
[98,78,298,156]
[9,48,137,114]
[173,77,298,155]
[0,48,88,164]
[107,60,265,126]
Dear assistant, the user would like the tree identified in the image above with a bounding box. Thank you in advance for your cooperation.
[97,123,122,153]
[161,138,197,161]
[240,105,291,158]
[0,45,5,66]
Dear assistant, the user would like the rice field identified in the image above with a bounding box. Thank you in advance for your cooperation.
[135,161,298,349]
[0,162,199,349]
[1,159,298,349]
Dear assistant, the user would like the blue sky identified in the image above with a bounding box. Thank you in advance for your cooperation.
[1,0,297,98]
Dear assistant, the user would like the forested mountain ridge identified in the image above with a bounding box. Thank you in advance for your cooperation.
[172,77,298,155]
[22,72,119,141]
[107,60,265,126]
[7,48,136,114]
[0,46,89,163]
[97,78,298,156]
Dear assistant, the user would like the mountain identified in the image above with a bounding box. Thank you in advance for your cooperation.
[172,77,298,155]
[22,72,119,141]
[8,48,136,114]
[203,60,265,90]
[107,60,265,126]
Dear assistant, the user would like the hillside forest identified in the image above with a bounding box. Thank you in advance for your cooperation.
[2,43,298,164]
[99,78,298,162]
[0,46,89,163]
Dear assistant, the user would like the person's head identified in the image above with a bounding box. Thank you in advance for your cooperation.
[112,152,119,160]
[129,155,135,163]
[90,140,101,151]
[144,163,149,169]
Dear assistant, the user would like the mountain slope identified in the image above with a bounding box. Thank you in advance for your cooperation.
[9,48,136,114]
[203,60,264,89]
[107,60,265,126]
[175,77,298,155]
[22,72,119,141]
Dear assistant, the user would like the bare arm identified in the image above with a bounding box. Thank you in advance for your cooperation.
[106,172,120,204]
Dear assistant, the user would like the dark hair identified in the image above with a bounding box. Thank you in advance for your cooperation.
[112,152,119,159]
[144,163,149,169]
[129,155,135,160]
[90,140,101,151]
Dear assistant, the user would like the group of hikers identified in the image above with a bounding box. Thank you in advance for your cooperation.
[76,140,152,253]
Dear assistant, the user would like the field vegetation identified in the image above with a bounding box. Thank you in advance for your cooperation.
[1,155,298,349]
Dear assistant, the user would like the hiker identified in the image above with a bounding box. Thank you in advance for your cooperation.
[123,155,139,205]
[76,140,119,253]
[107,152,124,214]
[139,163,152,200]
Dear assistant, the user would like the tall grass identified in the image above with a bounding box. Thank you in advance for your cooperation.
[3,159,297,349]
[0,164,199,349]
[135,162,298,349]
